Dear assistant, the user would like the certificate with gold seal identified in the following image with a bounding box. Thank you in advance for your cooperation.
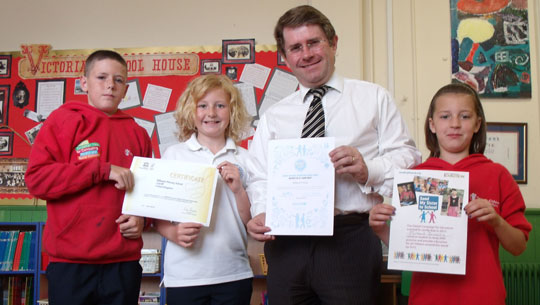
[122,156,218,226]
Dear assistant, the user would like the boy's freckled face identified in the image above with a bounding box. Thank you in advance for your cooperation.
[80,59,128,115]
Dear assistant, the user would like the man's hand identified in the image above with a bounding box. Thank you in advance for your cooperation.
[246,213,274,241]
[329,145,368,184]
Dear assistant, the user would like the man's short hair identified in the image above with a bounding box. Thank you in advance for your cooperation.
[274,5,336,55]
[84,50,127,76]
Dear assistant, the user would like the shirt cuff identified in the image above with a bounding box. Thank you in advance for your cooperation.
[251,203,266,217]
[361,159,384,193]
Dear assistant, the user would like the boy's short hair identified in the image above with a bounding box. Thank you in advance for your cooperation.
[84,50,127,76]
[174,75,250,142]
[274,5,337,56]
[424,82,487,158]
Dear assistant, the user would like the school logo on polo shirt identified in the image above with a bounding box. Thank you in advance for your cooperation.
[75,140,101,160]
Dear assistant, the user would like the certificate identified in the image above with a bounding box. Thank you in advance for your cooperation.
[122,157,218,226]
[266,137,335,236]
[388,169,469,274]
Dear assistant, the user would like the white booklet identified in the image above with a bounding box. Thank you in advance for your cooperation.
[265,137,335,236]
[388,169,469,275]
[122,157,218,226]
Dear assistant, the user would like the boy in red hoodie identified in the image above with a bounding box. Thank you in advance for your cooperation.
[25,50,153,305]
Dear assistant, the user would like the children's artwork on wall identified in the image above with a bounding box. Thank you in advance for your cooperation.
[450,0,531,98]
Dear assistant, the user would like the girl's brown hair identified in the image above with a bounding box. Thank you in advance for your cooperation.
[424,83,487,158]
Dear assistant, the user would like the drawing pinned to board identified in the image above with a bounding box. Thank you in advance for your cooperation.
[450,0,531,98]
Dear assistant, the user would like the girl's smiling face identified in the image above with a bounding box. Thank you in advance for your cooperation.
[429,93,482,164]
[194,88,230,146]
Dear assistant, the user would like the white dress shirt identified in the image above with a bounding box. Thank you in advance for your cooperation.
[161,134,253,287]
[247,73,421,216]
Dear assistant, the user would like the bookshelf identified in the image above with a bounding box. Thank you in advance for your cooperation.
[0,219,168,305]
[0,222,40,305]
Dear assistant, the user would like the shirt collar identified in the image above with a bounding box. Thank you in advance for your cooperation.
[300,73,344,103]
[186,133,237,153]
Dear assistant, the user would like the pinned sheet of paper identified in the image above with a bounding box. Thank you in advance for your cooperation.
[239,63,271,89]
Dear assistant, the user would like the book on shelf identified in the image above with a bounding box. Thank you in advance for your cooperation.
[0,276,33,305]
[139,291,160,305]
[12,231,25,271]
[0,231,35,272]
[27,232,37,271]
[4,231,19,271]
[19,232,29,271]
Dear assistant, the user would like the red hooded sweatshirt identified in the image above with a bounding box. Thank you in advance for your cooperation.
[409,154,531,305]
[25,101,152,264]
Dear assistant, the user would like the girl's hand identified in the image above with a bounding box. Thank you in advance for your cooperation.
[369,203,395,245]
[464,198,502,228]
[218,161,242,194]
[174,222,203,248]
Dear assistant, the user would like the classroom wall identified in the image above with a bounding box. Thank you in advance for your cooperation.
[1,0,539,208]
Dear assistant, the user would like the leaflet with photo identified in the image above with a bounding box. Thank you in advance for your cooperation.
[388,169,469,275]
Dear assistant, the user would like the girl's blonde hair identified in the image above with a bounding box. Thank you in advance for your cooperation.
[174,75,250,142]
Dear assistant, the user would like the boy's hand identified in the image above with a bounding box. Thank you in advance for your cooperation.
[218,161,242,194]
[116,214,144,239]
[465,198,502,228]
[173,222,203,248]
[109,165,134,191]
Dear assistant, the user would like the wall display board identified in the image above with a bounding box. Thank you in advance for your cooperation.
[0,43,298,199]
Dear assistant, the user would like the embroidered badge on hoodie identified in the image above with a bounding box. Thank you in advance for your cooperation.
[76,140,101,160]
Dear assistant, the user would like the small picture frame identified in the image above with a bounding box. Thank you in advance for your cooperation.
[225,66,238,81]
[485,122,527,184]
[222,39,255,64]
[200,59,222,75]
[0,131,13,156]
[0,55,12,78]
[0,85,10,125]
[277,51,286,66]
[74,79,86,95]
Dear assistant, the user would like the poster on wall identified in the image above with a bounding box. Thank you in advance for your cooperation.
[0,43,292,198]
[450,0,531,97]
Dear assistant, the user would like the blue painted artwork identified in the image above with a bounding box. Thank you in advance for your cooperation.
[450,0,531,98]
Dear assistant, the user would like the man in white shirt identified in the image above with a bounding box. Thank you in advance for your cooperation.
[246,5,421,305]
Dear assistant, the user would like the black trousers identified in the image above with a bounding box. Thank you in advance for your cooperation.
[264,213,382,305]
[166,278,253,305]
[47,260,142,305]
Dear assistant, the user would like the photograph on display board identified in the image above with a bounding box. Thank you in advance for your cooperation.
[200,59,222,75]
[0,158,29,194]
[12,81,29,109]
[222,39,255,64]
[0,131,13,156]
[0,85,10,125]
[0,55,11,78]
